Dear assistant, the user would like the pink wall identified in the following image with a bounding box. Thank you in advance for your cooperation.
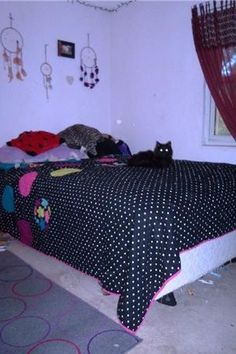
[0,1,112,145]
[111,1,236,164]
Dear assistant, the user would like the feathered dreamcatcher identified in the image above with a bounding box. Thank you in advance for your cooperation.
[40,44,53,100]
[0,13,27,82]
[79,34,99,89]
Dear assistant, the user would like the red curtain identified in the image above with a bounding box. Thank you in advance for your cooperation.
[192,1,236,140]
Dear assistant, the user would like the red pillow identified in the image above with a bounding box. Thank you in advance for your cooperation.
[7,131,62,156]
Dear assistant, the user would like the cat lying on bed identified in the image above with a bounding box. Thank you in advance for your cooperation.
[127,141,173,168]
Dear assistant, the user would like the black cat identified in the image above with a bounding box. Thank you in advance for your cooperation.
[127,141,173,168]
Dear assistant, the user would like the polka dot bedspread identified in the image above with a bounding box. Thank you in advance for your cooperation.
[0,158,236,332]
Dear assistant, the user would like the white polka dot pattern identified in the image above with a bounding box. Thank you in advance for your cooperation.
[0,159,236,331]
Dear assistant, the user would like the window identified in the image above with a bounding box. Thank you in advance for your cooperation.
[203,84,236,146]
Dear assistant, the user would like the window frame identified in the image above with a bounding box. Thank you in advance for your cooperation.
[203,83,236,146]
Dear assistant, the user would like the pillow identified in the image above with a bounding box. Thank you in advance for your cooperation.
[0,144,88,163]
[7,131,62,155]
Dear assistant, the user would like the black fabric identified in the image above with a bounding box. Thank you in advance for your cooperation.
[0,158,235,332]
[96,138,121,157]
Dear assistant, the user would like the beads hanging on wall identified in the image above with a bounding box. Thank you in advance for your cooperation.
[0,13,27,82]
[79,34,99,89]
[40,44,53,100]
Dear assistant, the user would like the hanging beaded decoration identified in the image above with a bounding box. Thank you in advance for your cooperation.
[40,44,53,100]
[0,13,27,82]
[79,34,99,89]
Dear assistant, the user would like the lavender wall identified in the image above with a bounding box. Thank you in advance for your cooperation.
[0,1,235,164]
[111,1,236,163]
[0,1,111,145]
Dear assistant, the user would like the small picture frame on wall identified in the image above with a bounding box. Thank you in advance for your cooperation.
[57,40,75,58]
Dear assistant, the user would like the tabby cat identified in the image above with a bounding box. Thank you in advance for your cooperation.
[127,141,173,168]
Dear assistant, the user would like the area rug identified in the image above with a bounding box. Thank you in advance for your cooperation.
[0,251,141,354]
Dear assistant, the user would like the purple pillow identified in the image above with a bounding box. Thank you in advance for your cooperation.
[0,144,88,163]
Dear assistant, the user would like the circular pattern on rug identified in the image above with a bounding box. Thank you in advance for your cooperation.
[87,329,140,353]
[0,265,33,282]
[12,276,53,297]
[0,297,26,321]
[0,316,51,347]
[34,198,51,231]
[27,338,81,354]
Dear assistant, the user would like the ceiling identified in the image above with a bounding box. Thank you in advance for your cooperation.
[75,1,136,12]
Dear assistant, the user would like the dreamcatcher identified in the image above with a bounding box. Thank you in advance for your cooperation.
[79,34,99,89]
[40,44,53,100]
[0,13,27,82]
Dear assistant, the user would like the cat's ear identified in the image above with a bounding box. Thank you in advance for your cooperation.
[167,141,171,146]
[155,141,160,146]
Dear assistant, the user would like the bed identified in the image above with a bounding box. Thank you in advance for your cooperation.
[0,152,236,332]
